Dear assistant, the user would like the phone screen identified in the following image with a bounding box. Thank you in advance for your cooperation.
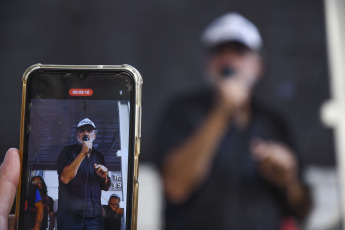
[18,69,137,230]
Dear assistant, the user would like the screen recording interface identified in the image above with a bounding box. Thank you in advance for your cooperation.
[21,71,133,230]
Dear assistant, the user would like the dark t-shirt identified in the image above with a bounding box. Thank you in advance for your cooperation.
[103,206,122,230]
[155,87,302,230]
[57,144,110,218]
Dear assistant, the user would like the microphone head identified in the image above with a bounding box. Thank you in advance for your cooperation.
[82,135,89,141]
[221,66,235,78]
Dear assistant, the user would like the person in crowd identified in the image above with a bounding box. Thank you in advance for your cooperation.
[103,194,123,230]
[31,176,55,230]
[57,118,111,230]
[155,12,311,230]
[25,183,44,230]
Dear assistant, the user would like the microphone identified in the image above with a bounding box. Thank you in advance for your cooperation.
[82,135,91,153]
[221,66,235,78]
[82,135,89,141]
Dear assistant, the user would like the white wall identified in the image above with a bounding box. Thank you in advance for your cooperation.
[321,0,345,228]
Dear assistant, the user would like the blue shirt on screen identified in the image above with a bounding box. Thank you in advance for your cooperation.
[35,189,41,203]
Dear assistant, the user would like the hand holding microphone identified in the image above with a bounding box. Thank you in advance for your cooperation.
[81,135,92,155]
[214,65,256,120]
[216,73,250,117]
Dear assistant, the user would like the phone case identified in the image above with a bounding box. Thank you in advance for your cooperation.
[16,64,142,230]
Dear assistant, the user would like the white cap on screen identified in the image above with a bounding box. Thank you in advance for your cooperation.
[201,12,263,51]
[77,118,96,129]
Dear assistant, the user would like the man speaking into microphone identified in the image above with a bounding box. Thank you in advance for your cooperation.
[57,118,111,230]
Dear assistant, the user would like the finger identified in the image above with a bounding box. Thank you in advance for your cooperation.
[251,140,284,162]
[0,148,20,229]
[258,155,274,173]
[258,153,282,174]
[95,164,106,171]
[95,165,103,172]
[250,137,263,147]
[259,157,289,186]
[100,167,107,174]
[263,143,296,170]
[251,140,270,160]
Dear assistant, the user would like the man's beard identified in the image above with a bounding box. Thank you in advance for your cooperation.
[76,138,83,145]
[76,136,94,145]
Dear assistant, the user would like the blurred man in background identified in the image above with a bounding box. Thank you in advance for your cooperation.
[155,12,311,230]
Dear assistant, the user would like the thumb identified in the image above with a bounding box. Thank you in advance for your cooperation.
[0,148,20,229]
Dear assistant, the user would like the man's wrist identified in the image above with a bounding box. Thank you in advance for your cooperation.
[212,104,234,122]
[105,175,112,187]
[79,150,88,157]
[284,177,302,195]
[103,175,109,183]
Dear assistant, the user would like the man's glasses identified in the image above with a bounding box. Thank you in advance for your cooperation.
[32,180,43,184]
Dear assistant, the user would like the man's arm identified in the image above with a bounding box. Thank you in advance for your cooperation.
[101,176,111,191]
[162,78,250,203]
[100,175,111,191]
[60,143,89,184]
[251,140,312,219]
[162,106,231,203]
[284,179,311,219]
[95,164,111,191]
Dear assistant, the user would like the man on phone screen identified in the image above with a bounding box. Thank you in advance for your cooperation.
[57,118,111,230]
[155,13,311,230]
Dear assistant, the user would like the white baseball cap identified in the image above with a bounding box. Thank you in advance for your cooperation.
[110,193,121,199]
[201,12,263,51]
[77,118,96,129]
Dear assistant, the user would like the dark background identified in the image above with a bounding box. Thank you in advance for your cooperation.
[27,99,121,170]
[0,0,335,166]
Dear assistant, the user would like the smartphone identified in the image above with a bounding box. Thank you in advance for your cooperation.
[15,64,142,230]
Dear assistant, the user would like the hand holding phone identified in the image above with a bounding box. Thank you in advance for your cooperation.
[17,64,142,230]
